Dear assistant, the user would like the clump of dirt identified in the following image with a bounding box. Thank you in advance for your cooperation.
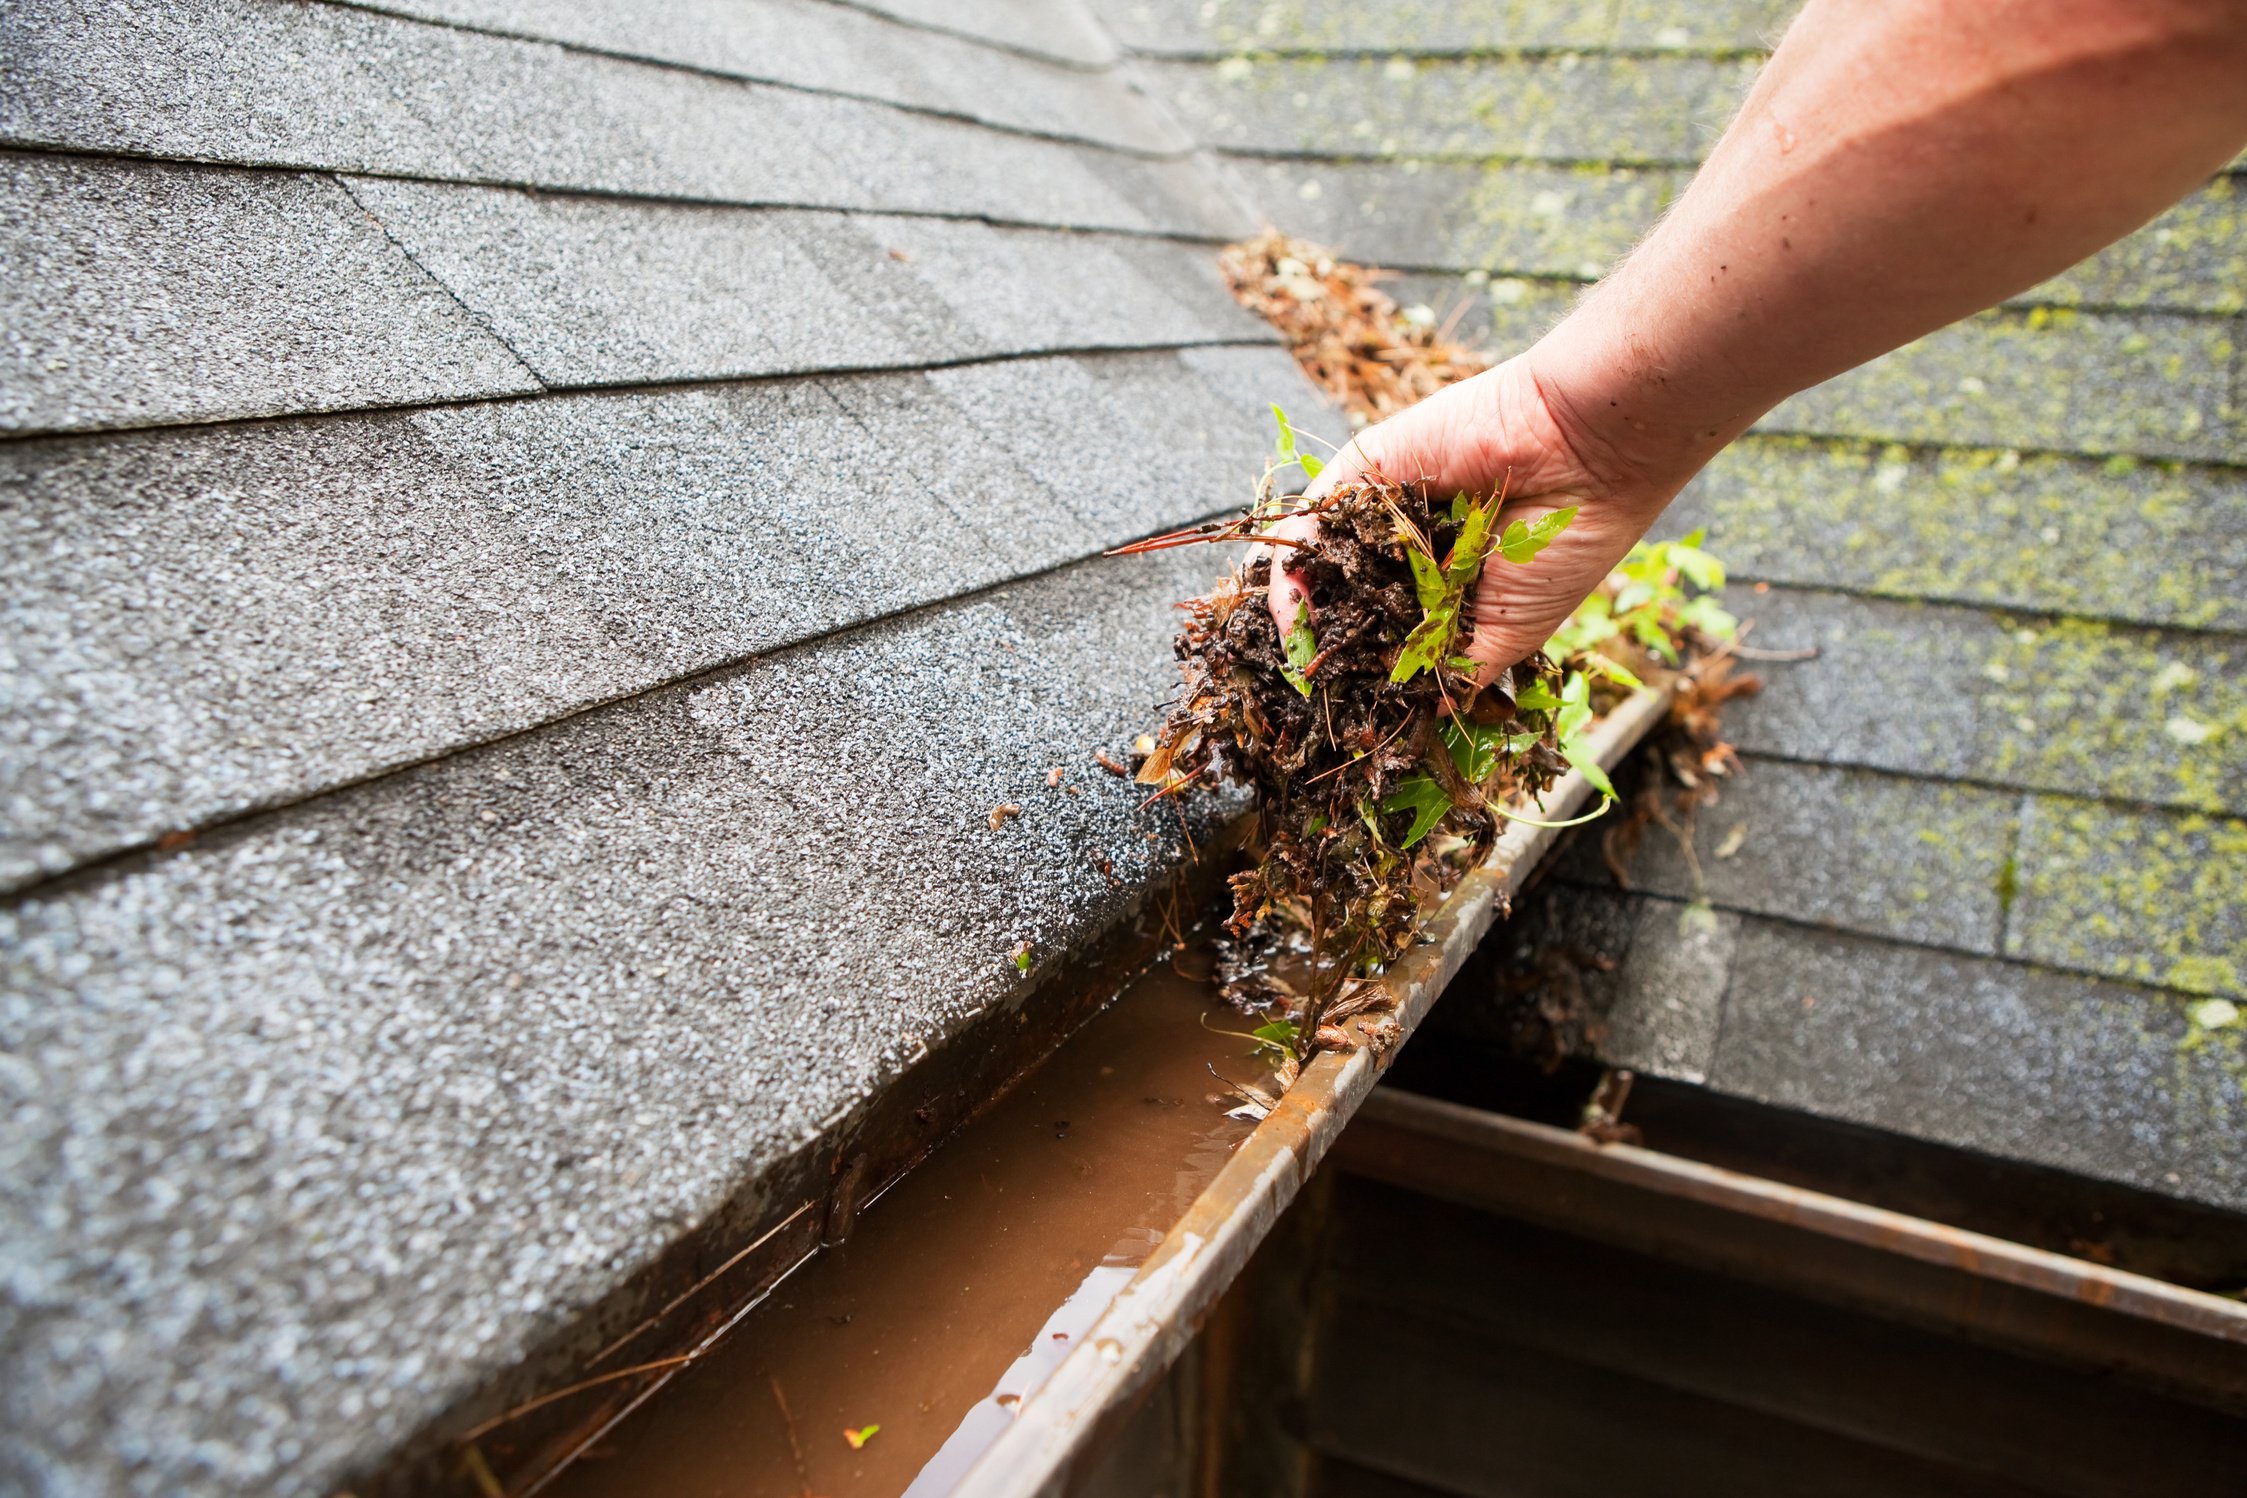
[1126,466,1582,1051]
[1219,231,1489,428]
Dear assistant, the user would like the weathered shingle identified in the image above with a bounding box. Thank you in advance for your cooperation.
[0,151,539,434]
[0,348,1318,890]
[845,0,1119,67]
[0,544,1232,1498]
[336,180,1265,389]
[1558,758,2018,955]
[0,0,1247,237]
[1142,54,1757,163]
[1762,307,2240,462]
[1707,916,2247,1208]
[1227,157,1676,279]
[1727,591,2247,816]
[1665,438,2247,633]
[2009,798,2247,1000]
[343,0,1184,153]
[1101,0,1796,56]
[1230,159,2246,316]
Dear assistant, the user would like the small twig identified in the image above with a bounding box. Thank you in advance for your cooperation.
[456,1355,699,1444]
[1137,763,1207,810]
[771,1377,814,1498]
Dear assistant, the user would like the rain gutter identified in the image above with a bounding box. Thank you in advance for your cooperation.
[958,685,1674,1495]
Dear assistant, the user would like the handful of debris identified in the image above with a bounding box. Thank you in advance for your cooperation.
[1120,414,1615,1050]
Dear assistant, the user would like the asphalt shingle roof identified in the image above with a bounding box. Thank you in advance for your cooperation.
[5,0,2243,1489]
[1089,0,2247,1208]
[0,3,1327,1490]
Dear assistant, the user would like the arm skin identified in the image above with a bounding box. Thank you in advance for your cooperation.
[1273,0,2247,677]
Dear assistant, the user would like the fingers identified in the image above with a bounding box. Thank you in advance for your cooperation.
[1458,505,1632,682]
[1264,510,1321,638]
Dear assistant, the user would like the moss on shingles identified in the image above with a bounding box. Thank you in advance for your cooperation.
[1154,0,1791,55]
[1155,53,1755,163]
[1183,0,1614,54]
[1764,306,2240,461]
[1670,436,2247,632]
[2011,797,2247,1000]
[1980,618,2247,813]
[2032,175,2247,315]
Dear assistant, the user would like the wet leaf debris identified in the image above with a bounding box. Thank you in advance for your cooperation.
[1121,410,1602,1054]
[1219,230,1488,428]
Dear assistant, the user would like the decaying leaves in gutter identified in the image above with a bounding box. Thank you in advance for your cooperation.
[1219,230,1489,427]
[1118,410,1604,1060]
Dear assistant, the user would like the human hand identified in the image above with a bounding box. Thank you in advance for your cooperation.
[1267,354,1685,683]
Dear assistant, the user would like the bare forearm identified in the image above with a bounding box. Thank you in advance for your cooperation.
[1531,0,2247,491]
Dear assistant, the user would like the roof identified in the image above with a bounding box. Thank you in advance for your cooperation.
[1091,0,2247,1206]
[5,0,2242,1488]
[0,1,1333,1491]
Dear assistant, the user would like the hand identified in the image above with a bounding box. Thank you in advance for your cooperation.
[1268,354,1681,683]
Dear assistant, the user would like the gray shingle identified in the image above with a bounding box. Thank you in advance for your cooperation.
[1560,758,2017,955]
[0,352,1312,889]
[1382,270,1578,352]
[0,0,1246,237]
[1725,590,2247,816]
[2009,797,2247,1000]
[1245,162,2243,317]
[1709,918,2247,1209]
[845,0,1118,66]
[1098,0,1797,55]
[1235,158,1676,280]
[346,0,1183,153]
[337,181,1263,387]
[929,347,1322,549]
[1603,896,1736,1084]
[1761,307,2241,462]
[2030,176,2247,315]
[1142,54,1758,164]
[1098,0,1614,54]
[0,152,538,434]
[1664,437,2247,633]
[1608,0,1799,49]
[0,544,1232,1498]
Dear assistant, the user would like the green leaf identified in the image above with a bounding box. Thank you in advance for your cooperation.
[1450,491,1472,523]
[1554,671,1617,800]
[1441,720,1540,784]
[1270,404,1323,481]
[1270,404,1298,464]
[1406,545,1447,612]
[1251,1018,1301,1056]
[1672,544,1724,591]
[1278,611,1318,697]
[1444,494,1501,587]
[1584,653,1646,691]
[1377,775,1453,848]
[1498,505,1577,564]
[1678,595,1737,639]
[1388,602,1457,684]
[1515,678,1562,714]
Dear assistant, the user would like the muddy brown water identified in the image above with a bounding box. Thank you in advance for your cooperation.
[544,949,1260,1497]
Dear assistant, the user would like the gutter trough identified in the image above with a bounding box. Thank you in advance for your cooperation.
[955,686,1675,1495]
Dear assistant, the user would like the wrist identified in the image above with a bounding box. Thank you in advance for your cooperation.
[1520,273,1766,510]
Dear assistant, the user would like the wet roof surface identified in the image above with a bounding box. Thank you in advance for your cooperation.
[0,2,1318,1491]
[1090,0,2247,1207]
[4,0,2243,1491]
